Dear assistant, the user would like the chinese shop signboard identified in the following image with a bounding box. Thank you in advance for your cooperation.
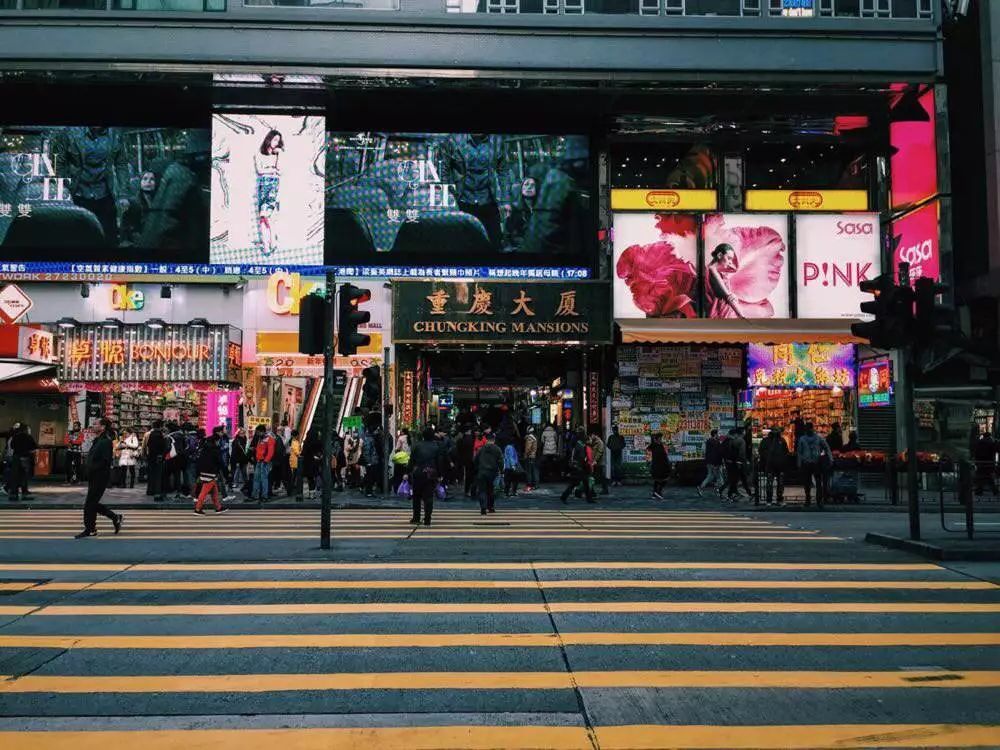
[858,358,893,408]
[393,281,612,344]
[58,324,240,382]
[747,343,856,389]
[0,325,54,364]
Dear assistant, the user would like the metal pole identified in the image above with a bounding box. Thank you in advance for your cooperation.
[320,270,336,550]
[903,352,921,541]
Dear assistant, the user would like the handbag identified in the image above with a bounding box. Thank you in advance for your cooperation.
[397,478,412,497]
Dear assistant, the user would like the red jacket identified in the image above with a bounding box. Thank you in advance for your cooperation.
[254,435,275,463]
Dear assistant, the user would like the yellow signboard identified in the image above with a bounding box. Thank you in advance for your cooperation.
[610,189,717,212]
[745,190,868,212]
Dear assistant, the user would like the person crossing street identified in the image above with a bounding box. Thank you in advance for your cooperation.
[74,419,123,539]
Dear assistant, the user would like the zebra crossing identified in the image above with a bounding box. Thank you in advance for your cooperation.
[0,556,997,748]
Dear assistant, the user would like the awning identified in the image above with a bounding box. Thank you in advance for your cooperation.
[617,318,866,345]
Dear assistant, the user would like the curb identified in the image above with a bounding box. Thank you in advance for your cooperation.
[865,532,1000,561]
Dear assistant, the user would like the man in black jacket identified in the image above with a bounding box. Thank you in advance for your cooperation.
[409,428,443,526]
[8,424,36,501]
[75,419,123,538]
[474,433,504,515]
[758,427,789,507]
[145,420,167,502]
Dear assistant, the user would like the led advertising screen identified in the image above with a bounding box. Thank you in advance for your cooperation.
[795,213,881,319]
[890,88,937,210]
[858,358,893,408]
[325,132,591,258]
[0,125,210,263]
[613,213,698,319]
[702,213,789,319]
[211,114,325,266]
[748,343,856,389]
[891,201,939,285]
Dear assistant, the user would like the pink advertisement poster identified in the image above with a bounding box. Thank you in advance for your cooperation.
[892,202,939,284]
[890,88,937,210]
[702,213,789,319]
[795,213,881,320]
[205,391,240,433]
[613,213,699,319]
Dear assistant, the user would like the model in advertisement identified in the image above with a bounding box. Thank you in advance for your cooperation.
[703,214,788,319]
[211,114,325,266]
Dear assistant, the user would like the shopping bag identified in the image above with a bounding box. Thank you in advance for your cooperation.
[397,478,412,497]
[435,482,446,500]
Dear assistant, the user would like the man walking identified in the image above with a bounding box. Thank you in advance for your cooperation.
[648,432,670,501]
[409,427,443,526]
[606,426,625,487]
[797,422,831,508]
[561,427,595,504]
[473,432,504,515]
[522,426,539,492]
[758,426,789,506]
[590,431,610,495]
[250,425,275,502]
[697,429,724,498]
[74,419,123,538]
[7,424,36,502]
[145,420,167,503]
[724,427,754,503]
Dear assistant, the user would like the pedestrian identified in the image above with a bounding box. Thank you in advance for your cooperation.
[522,426,539,492]
[299,428,322,499]
[74,419,123,538]
[826,422,845,453]
[166,422,189,498]
[647,432,670,501]
[758,426,789,506]
[797,422,832,507]
[503,440,521,497]
[288,429,302,501]
[344,430,361,488]
[843,430,861,453]
[474,432,504,515]
[118,428,139,489]
[250,425,275,502]
[590,431,610,495]
[561,427,595,504]
[697,429,724,497]
[408,427,443,526]
[193,429,228,515]
[972,431,998,497]
[606,426,625,487]
[7,424,36,501]
[395,428,411,455]
[724,428,754,502]
[361,427,382,498]
[540,421,559,483]
[230,427,249,489]
[64,421,85,484]
[146,420,168,502]
[269,426,288,498]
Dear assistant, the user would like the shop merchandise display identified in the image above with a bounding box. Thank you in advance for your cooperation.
[612,345,742,474]
[745,388,853,451]
[102,386,203,433]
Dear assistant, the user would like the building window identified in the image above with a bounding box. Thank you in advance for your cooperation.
[742,142,870,190]
[610,143,718,190]
[21,0,106,7]
[113,0,225,8]
[243,0,397,8]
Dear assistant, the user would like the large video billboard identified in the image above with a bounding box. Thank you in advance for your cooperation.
[325,132,591,259]
[0,125,210,263]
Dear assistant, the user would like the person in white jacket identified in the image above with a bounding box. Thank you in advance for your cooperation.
[118,428,140,489]
[540,422,559,483]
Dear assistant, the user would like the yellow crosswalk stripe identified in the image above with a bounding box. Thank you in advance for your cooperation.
[24,601,1000,616]
[1,631,997,649]
[1,670,997,693]
[28,578,997,591]
[0,534,839,540]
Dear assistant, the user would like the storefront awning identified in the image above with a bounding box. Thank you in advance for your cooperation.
[617,318,866,345]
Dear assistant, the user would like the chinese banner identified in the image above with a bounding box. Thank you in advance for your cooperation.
[747,343,856,388]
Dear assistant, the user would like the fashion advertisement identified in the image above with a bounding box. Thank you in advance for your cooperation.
[613,213,698,319]
[795,213,880,319]
[891,201,939,284]
[325,132,590,258]
[702,213,789,319]
[0,125,210,262]
[211,114,325,266]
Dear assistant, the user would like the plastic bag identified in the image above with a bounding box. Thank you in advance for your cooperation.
[392,450,410,466]
[435,482,446,500]
[397,478,412,497]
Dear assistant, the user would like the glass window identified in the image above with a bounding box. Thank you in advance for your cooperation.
[112,0,221,8]
[610,143,717,189]
[685,0,742,14]
[743,142,869,190]
[834,0,860,16]
[244,0,397,7]
[22,0,106,8]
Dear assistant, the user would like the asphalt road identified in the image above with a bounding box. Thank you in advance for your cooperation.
[0,506,998,749]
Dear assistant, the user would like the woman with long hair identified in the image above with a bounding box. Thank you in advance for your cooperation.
[254,129,284,256]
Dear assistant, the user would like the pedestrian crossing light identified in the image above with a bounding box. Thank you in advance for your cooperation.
[850,273,914,351]
[361,365,382,412]
[297,292,329,356]
[337,284,371,356]
[913,276,952,351]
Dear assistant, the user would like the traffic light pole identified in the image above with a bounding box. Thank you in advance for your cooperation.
[901,349,921,541]
[320,270,336,550]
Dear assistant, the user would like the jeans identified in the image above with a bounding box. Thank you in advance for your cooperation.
[83,469,115,532]
[252,462,271,500]
[610,454,623,484]
[700,463,723,492]
[504,468,520,496]
[478,474,497,512]
[524,457,539,487]
[232,463,248,490]
[764,470,784,503]
[726,460,753,498]
[801,462,824,505]
[67,451,83,483]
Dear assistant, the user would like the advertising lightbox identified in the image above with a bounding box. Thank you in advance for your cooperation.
[890,88,937,211]
[613,213,698,319]
[858,358,893,408]
[748,343,856,388]
[891,201,940,284]
[795,213,880,319]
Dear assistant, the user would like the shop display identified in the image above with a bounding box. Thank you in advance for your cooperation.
[612,345,742,472]
[102,386,203,433]
[744,388,853,451]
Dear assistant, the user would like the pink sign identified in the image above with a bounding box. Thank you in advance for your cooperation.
[891,202,939,284]
[205,391,240,433]
[890,88,937,210]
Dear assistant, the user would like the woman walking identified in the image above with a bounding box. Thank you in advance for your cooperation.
[648,433,671,501]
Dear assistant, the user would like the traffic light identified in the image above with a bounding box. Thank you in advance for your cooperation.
[850,273,915,350]
[298,292,329,355]
[913,277,952,350]
[337,284,371,356]
[361,365,381,412]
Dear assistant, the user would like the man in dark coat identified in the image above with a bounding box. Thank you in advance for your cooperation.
[7,424,36,501]
[75,419,123,538]
[409,428,444,526]
[473,432,504,515]
[758,427,790,506]
[145,420,168,502]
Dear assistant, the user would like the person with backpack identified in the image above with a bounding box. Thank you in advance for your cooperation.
[409,427,445,525]
[361,427,382,498]
[230,427,249,490]
[503,440,522,497]
[249,425,275,502]
[7,424,36,502]
[758,426,789,506]
[797,422,832,507]
[560,427,595,504]
[269,428,287,498]
[590,431,609,495]
[647,432,670,500]
[165,422,188,499]
[697,429,725,498]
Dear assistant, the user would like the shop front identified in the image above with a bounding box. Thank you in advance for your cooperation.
[392,279,612,434]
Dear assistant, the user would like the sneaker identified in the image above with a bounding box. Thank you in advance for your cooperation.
[112,513,123,535]
[193,509,205,515]
[652,491,664,500]
[480,509,487,516]
[223,495,236,503]
[487,507,496,514]
[696,488,703,498]
[74,529,97,539]
[215,507,229,514]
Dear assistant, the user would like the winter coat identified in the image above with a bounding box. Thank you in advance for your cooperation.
[118,434,139,467]
[758,433,789,473]
[648,441,670,480]
[524,434,538,460]
[540,426,559,456]
[474,442,504,479]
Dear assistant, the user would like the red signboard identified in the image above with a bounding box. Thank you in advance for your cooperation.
[0,284,33,324]
[891,202,940,284]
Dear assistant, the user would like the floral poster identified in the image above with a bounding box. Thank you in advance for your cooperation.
[613,213,699,319]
